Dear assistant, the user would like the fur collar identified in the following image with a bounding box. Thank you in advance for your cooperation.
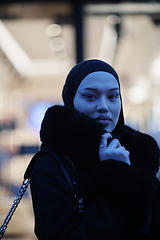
[40,105,106,170]
[39,105,159,174]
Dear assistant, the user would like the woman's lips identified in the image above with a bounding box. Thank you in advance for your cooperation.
[97,119,111,125]
[95,116,111,125]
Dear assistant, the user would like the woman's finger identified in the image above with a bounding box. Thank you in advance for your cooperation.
[107,138,121,149]
[99,133,112,148]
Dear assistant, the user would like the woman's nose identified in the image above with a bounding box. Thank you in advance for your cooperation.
[96,98,108,112]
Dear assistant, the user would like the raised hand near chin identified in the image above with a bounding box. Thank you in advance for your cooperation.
[99,133,130,165]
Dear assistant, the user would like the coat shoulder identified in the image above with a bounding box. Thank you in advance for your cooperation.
[123,125,159,152]
[121,125,160,175]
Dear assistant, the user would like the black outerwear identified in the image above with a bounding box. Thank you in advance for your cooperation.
[27,105,160,240]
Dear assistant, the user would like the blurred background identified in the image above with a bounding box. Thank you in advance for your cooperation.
[0,0,160,239]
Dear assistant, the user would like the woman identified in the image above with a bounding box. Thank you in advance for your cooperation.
[25,59,160,239]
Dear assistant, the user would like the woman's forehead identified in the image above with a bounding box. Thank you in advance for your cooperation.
[77,71,119,90]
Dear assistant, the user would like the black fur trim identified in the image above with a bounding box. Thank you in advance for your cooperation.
[40,105,106,170]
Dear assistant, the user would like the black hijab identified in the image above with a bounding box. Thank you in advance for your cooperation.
[62,59,124,138]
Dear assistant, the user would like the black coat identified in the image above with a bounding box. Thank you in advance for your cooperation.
[27,105,160,240]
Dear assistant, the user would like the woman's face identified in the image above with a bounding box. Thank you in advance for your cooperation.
[73,71,121,133]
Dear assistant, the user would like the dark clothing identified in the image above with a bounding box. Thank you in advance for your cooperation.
[28,105,160,240]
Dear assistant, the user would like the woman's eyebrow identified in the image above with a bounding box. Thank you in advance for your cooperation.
[82,87,119,92]
[109,88,119,92]
[82,87,98,92]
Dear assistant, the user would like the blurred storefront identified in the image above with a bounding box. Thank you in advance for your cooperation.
[0,1,160,239]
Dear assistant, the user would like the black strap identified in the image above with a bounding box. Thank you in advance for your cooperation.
[25,150,84,212]
[24,150,83,197]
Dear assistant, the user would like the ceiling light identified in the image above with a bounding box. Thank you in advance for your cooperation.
[45,24,62,37]
[0,20,32,75]
[84,3,160,15]
[106,14,121,25]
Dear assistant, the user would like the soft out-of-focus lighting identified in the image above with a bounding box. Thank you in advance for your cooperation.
[0,20,71,77]
[28,102,53,132]
[84,3,160,14]
[128,85,148,104]
[127,77,150,104]
[49,37,65,51]
[153,97,160,131]
[98,18,117,64]
[51,52,67,59]
[150,58,160,82]
[106,14,121,25]
[45,24,62,37]
[0,20,32,75]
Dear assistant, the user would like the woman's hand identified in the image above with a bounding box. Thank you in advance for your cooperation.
[99,133,130,165]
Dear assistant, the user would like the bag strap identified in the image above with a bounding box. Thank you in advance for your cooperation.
[24,150,82,192]
[0,179,30,239]
[25,150,84,211]
[43,150,84,212]
[0,150,84,239]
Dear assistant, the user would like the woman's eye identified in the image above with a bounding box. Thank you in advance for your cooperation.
[108,94,119,100]
[82,94,96,100]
